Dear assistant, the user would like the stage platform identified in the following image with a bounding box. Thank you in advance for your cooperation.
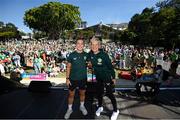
[0,87,180,119]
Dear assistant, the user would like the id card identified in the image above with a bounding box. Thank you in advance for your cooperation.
[87,74,96,82]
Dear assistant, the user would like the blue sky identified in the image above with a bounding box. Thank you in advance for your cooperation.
[0,0,159,33]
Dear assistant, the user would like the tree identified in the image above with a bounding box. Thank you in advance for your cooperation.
[128,8,155,46]
[153,0,179,48]
[33,30,47,40]
[24,2,81,40]
[0,22,20,41]
[0,21,4,28]
[156,0,180,9]
[128,0,180,48]
[120,30,137,45]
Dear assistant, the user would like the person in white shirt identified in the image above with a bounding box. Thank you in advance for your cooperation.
[0,61,5,76]
[13,52,21,67]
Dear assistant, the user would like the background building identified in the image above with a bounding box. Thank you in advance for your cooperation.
[107,23,128,30]
[76,21,87,29]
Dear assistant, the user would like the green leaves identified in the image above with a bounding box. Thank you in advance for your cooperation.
[24,2,81,40]
[0,21,20,40]
[128,0,179,48]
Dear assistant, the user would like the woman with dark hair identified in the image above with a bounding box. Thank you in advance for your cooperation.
[64,38,88,119]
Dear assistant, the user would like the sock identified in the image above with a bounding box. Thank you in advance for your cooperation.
[68,104,72,110]
[80,101,84,107]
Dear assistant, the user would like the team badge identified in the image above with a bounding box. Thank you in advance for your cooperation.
[97,58,102,65]
[84,56,87,60]
[73,57,77,60]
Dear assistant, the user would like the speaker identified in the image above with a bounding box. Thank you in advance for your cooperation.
[28,81,52,92]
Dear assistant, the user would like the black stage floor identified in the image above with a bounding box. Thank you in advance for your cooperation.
[0,87,180,119]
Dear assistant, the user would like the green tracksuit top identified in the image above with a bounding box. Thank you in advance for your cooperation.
[89,50,115,83]
[67,51,88,81]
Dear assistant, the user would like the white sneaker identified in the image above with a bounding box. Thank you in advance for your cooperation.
[95,107,103,116]
[64,109,73,119]
[80,106,88,115]
[111,110,119,120]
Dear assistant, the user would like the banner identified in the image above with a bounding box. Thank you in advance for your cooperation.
[22,73,47,81]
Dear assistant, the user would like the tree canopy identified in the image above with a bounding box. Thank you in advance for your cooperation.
[128,0,180,48]
[24,2,81,40]
[0,21,20,41]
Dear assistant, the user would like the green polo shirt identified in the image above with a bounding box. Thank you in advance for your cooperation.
[89,51,115,83]
[0,54,6,60]
[67,51,88,81]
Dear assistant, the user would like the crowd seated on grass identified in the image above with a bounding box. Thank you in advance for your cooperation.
[0,39,180,82]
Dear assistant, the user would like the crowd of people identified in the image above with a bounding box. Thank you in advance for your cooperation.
[0,39,71,77]
[0,38,180,120]
[0,38,180,79]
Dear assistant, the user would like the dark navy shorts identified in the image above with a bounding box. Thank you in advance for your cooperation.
[69,80,87,91]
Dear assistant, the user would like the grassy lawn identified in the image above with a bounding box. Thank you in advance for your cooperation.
[24,66,66,78]
[25,67,66,78]
[5,67,66,78]
[5,66,121,79]
[57,72,66,78]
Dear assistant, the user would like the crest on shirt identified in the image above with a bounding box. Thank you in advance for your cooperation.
[84,56,87,60]
[73,57,77,60]
[97,58,102,65]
